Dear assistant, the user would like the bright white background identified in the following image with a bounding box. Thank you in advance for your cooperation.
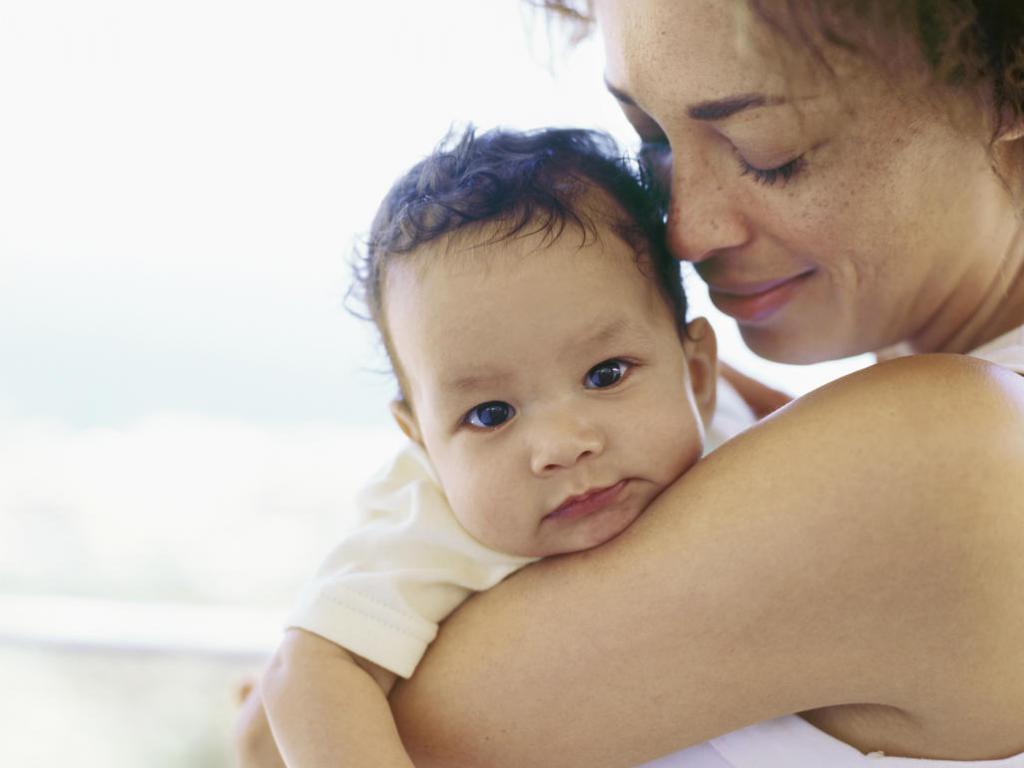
[0,1,871,764]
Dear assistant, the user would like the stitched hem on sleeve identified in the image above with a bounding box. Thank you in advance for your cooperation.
[287,586,438,679]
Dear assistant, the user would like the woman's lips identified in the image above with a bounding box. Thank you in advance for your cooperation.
[707,271,814,323]
[546,480,628,521]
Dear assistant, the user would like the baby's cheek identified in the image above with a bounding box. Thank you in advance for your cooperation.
[642,398,703,477]
[449,482,525,553]
[445,483,487,539]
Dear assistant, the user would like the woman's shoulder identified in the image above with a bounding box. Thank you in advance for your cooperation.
[749,352,1024,601]
[732,353,1024,755]
[794,351,1024,420]
[780,352,1024,509]
[760,352,1024,469]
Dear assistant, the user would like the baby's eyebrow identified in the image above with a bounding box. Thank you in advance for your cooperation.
[439,370,508,397]
[577,317,640,349]
[437,319,646,399]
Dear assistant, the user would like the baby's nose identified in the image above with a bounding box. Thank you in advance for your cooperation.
[529,416,605,475]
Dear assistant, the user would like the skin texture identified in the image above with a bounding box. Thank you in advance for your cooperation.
[386,221,716,557]
[262,630,412,768]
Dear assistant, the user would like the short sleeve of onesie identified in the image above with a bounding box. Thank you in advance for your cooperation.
[287,443,538,678]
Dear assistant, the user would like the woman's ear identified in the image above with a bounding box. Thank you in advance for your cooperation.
[993,115,1024,200]
[390,399,423,445]
[995,114,1024,143]
[682,316,717,427]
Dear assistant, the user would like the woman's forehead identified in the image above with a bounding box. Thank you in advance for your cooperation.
[594,0,821,112]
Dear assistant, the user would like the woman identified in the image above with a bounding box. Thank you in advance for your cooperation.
[386,1,1024,765]
[238,1,1024,765]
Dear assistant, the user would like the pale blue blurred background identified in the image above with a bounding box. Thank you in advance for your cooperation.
[0,2,870,764]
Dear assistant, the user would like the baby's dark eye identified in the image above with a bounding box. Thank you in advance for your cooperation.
[584,359,631,389]
[464,401,515,429]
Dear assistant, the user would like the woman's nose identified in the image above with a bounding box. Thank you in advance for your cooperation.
[529,415,605,476]
[664,153,752,263]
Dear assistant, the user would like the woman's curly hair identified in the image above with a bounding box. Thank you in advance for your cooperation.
[530,0,1024,145]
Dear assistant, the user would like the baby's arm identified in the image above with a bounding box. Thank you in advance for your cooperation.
[261,628,414,768]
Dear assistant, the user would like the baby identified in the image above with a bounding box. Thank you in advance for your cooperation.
[260,126,733,766]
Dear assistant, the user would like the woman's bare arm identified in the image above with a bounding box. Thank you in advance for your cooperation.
[391,355,1024,766]
[718,360,793,417]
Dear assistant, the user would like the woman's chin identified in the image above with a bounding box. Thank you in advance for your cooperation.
[737,324,868,365]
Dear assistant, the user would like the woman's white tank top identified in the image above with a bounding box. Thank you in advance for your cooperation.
[638,324,1024,767]
[642,713,1024,767]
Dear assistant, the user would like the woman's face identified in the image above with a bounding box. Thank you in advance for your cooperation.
[594,0,1021,362]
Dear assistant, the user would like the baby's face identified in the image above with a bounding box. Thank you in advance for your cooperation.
[385,223,715,557]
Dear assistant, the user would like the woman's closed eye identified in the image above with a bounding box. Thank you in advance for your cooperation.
[642,135,806,189]
[735,149,806,186]
[584,359,633,389]
[464,401,515,429]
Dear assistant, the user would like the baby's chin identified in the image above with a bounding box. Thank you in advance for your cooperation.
[515,479,658,558]
[453,473,685,557]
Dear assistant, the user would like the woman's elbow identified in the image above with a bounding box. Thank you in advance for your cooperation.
[391,683,490,768]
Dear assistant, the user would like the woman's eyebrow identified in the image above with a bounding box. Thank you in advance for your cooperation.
[603,78,784,122]
[604,78,638,106]
[686,94,785,121]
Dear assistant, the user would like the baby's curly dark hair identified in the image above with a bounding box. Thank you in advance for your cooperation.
[351,126,686,390]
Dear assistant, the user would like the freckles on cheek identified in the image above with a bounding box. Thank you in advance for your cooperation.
[786,180,862,260]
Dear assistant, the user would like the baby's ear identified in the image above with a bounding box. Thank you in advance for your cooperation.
[682,317,717,426]
[390,399,423,445]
